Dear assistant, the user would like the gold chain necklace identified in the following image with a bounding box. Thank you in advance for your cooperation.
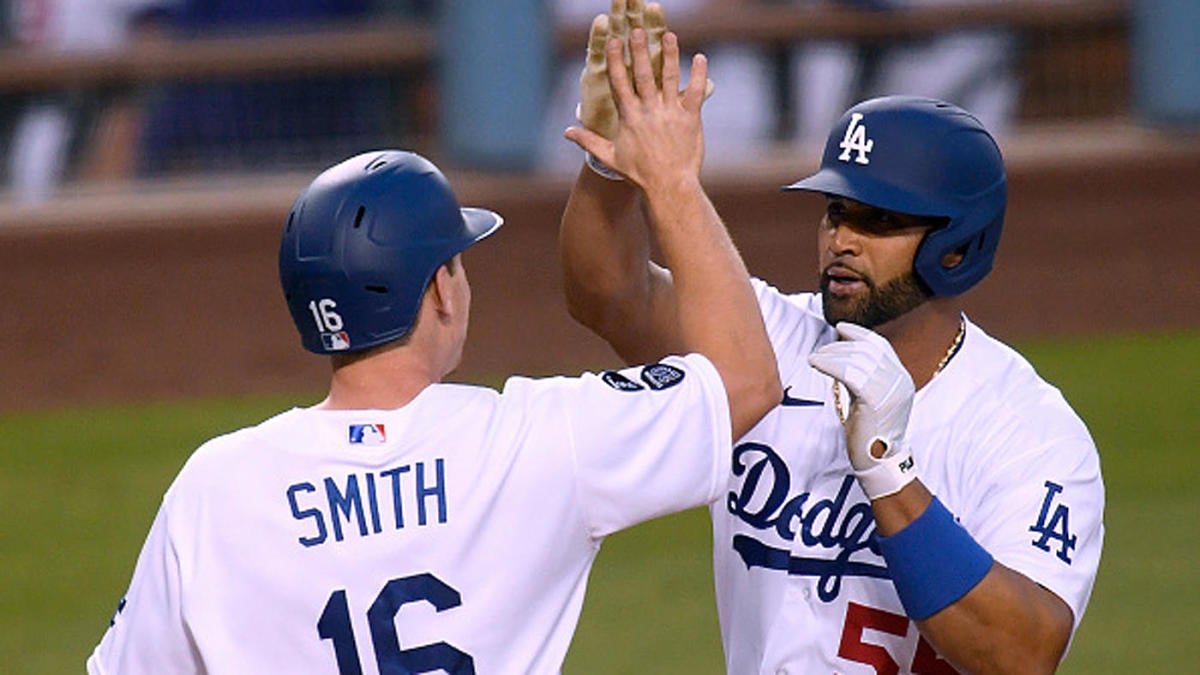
[832,317,966,424]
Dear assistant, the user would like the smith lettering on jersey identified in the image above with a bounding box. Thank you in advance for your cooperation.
[287,459,448,547]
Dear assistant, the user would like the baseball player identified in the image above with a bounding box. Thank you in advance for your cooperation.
[87,29,782,674]
[561,3,1104,673]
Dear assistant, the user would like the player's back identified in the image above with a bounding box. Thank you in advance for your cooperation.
[154,383,593,673]
[90,355,731,674]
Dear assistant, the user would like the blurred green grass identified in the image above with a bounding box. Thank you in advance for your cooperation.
[1,330,1195,674]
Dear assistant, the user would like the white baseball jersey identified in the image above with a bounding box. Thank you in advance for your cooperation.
[89,354,730,675]
[713,280,1105,674]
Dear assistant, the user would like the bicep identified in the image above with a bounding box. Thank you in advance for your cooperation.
[560,170,687,363]
[606,262,687,365]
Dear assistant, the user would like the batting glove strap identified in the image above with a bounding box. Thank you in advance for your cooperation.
[855,440,918,500]
[876,496,995,620]
[585,151,625,181]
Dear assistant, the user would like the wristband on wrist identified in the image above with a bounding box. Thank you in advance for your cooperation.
[856,441,918,500]
[875,496,994,620]
[585,152,624,181]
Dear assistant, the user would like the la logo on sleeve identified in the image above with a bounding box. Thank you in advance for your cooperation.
[1029,480,1077,564]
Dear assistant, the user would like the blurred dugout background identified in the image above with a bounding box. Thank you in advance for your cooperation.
[0,0,1194,206]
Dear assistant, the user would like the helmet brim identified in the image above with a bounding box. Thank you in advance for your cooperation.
[784,168,953,220]
[461,207,504,245]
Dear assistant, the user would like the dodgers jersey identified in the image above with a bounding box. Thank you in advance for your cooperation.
[89,354,730,675]
[713,280,1105,674]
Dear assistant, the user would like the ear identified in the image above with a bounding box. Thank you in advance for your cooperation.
[941,249,966,270]
[426,257,463,320]
[426,264,454,319]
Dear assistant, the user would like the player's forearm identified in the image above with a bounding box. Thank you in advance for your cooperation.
[916,563,1072,675]
[643,175,780,440]
[873,482,1073,674]
[560,166,682,363]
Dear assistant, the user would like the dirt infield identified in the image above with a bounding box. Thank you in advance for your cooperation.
[2,124,1197,412]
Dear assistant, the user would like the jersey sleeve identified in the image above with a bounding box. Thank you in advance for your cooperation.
[87,501,200,674]
[963,414,1105,631]
[506,353,731,539]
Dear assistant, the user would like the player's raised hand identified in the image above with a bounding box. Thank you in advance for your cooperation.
[578,12,619,140]
[577,0,710,143]
[567,27,708,193]
[579,0,659,140]
[808,323,919,500]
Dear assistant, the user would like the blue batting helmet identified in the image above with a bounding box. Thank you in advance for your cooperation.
[785,96,1007,297]
[279,150,503,354]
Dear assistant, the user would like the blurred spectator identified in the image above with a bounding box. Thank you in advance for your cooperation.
[0,1,10,39]
[540,0,778,172]
[3,0,176,204]
[789,0,1019,148]
[541,0,1020,168]
[138,0,403,175]
[0,1,16,180]
[372,0,433,17]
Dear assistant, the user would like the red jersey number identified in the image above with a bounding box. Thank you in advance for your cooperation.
[838,602,958,675]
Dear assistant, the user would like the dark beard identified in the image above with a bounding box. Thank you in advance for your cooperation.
[820,270,932,328]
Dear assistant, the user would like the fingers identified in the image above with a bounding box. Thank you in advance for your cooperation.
[808,344,853,382]
[834,322,905,371]
[564,125,614,165]
[609,0,630,65]
[605,37,635,109]
[660,31,680,102]
[587,14,610,68]
[645,3,667,87]
[835,322,886,346]
[630,29,656,97]
[682,52,709,110]
[627,0,646,30]
[646,2,666,33]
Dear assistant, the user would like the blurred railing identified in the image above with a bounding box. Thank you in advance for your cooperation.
[0,2,1128,91]
[0,0,1132,191]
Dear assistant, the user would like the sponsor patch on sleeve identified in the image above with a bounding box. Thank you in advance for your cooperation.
[602,370,646,392]
[640,363,685,390]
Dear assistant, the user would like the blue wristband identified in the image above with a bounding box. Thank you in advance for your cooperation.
[876,497,994,620]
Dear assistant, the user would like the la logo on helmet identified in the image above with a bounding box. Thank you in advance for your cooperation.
[838,112,874,165]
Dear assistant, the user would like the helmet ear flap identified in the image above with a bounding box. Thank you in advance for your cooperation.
[913,188,1006,297]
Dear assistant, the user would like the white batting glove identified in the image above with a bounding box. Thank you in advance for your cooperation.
[808,323,918,500]
[577,1,710,179]
[579,1,663,139]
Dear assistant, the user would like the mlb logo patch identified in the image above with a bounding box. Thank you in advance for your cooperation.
[322,332,351,351]
[349,424,387,445]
